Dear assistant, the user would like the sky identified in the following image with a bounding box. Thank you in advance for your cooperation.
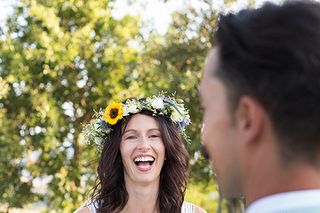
[0,0,283,35]
[111,0,282,34]
[0,0,18,23]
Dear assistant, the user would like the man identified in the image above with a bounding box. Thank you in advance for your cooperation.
[199,1,320,212]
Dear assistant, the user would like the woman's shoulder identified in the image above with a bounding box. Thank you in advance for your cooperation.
[74,206,91,213]
[182,202,207,213]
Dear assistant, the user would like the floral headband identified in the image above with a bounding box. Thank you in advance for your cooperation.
[82,94,191,149]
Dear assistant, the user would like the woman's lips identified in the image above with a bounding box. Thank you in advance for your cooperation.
[136,162,153,172]
[133,155,155,172]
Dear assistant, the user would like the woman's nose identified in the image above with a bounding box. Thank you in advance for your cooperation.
[137,137,151,151]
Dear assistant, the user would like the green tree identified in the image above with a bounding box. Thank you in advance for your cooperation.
[140,0,217,188]
[0,0,143,211]
[0,0,260,212]
[138,0,247,211]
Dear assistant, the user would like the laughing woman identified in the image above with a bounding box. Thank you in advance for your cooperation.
[75,95,206,213]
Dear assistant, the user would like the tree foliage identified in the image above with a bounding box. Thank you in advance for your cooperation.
[0,0,245,211]
[0,0,143,211]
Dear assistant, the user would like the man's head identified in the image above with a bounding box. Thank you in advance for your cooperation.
[200,0,320,199]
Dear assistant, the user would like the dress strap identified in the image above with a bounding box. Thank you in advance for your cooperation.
[182,202,195,213]
[73,201,97,213]
[77,200,195,213]
[86,201,97,213]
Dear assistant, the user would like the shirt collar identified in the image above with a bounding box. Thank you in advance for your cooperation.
[246,190,320,213]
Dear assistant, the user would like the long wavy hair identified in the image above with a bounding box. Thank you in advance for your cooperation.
[91,110,189,213]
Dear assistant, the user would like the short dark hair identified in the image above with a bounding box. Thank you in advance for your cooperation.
[214,0,320,165]
[91,109,189,213]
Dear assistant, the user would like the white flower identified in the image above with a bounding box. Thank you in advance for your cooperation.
[94,122,100,130]
[123,101,139,116]
[170,109,184,123]
[151,97,164,109]
[94,137,103,145]
[184,117,191,125]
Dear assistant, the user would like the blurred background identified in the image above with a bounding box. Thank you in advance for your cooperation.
[0,0,282,212]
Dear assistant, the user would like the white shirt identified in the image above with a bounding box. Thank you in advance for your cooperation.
[246,190,320,213]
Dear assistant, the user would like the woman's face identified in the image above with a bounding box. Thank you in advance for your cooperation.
[120,113,166,185]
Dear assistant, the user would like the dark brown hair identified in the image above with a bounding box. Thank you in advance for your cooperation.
[214,0,320,165]
[91,110,189,213]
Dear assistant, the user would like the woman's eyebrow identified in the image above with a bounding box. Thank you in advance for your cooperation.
[148,128,160,132]
[123,128,160,134]
[123,129,137,134]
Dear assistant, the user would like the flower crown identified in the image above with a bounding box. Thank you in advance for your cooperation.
[82,94,191,149]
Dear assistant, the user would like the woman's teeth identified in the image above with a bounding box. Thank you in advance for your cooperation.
[134,156,155,162]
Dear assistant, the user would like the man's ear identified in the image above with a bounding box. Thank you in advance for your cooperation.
[234,96,265,145]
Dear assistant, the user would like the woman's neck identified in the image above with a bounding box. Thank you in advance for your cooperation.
[121,177,160,213]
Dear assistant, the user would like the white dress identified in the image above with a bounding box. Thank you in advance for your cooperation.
[75,201,195,213]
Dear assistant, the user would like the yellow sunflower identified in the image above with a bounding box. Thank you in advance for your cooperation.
[104,102,124,125]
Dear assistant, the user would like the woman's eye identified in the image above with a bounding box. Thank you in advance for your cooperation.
[150,134,160,138]
[126,135,137,140]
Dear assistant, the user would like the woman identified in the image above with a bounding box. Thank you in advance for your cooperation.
[76,95,206,213]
